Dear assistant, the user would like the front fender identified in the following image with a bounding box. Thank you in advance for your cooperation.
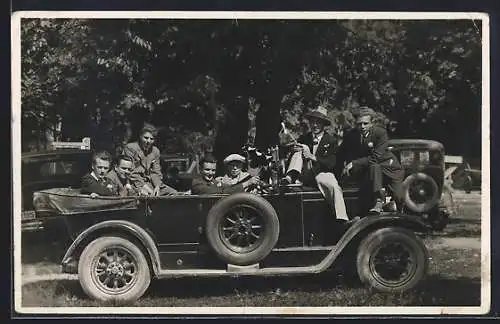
[317,213,430,272]
[61,220,161,276]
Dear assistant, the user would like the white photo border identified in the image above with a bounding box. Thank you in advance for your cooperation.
[11,10,491,316]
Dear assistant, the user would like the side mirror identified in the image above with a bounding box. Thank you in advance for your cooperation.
[387,146,394,152]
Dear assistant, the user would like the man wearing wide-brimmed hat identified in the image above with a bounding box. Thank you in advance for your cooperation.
[282,106,350,222]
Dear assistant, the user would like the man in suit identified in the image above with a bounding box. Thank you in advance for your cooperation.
[191,154,262,195]
[281,106,349,222]
[81,151,115,198]
[338,107,404,214]
[122,123,178,196]
[106,155,138,197]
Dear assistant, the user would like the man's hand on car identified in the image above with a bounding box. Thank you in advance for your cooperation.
[343,161,353,176]
[140,184,154,196]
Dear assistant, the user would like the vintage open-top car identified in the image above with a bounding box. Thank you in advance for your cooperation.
[32,172,432,303]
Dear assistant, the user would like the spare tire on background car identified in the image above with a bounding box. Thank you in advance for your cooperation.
[401,172,440,214]
[205,192,279,266]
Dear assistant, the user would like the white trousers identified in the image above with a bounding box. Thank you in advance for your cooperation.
[287,152,348,220]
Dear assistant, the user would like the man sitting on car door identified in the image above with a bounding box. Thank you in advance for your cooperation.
[337,107,404,214]
[191,154,262,195]
[122,123,179,196]
[81,150,115,198]
[106,155,138,197]
[280,106,350,223]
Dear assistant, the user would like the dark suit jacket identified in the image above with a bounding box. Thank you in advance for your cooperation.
[191,176,245,195]
[337,126,400,174]
[298,131,339,176]
[105,170,137,197]
[81,173,115,196]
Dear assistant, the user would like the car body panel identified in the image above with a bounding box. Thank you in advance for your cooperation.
[43,186,430,276]
[55,191,429,276]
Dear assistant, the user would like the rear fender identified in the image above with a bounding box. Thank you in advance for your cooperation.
[61,220,161,276]
[322,214,430,270]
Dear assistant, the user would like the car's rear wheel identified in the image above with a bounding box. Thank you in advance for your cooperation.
[402,173,440,213]
[356,227,428,292]
[78,236,151,303]
[206,193,279,266]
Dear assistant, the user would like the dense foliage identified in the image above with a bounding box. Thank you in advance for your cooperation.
[20,18,482,162]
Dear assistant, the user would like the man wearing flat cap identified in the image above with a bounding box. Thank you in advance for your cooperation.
[218,153,252,186]
[337,106,404,214]
[282,106,349,222]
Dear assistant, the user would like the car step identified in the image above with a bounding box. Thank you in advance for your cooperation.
[227,263,260,273]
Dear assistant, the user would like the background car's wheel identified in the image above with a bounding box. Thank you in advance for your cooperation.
[206,193,279,266]
[356,227,428,293]
[78,236,151,302]
[402,172,440,213]
[463,175,473,194]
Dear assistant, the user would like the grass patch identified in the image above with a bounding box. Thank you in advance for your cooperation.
[20,245,481,308]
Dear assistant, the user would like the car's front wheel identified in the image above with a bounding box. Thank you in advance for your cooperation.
[78,236,151,303]
[356,227,428,292]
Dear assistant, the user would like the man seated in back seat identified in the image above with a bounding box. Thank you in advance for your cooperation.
[191,154,262,195]
[105,155,138,197]
[81,151,115,198]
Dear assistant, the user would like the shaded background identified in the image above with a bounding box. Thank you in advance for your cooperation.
[20,18,482,168]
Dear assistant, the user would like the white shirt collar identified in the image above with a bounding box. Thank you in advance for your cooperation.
[313,132,324,144]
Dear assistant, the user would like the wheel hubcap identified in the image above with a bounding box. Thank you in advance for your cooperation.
[220,205,264,253]
[409,180,433,204]
[370,242,417,288]
[92,247,138,295]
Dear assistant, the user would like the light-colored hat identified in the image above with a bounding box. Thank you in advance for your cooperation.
[305,105,331,125]
[223,153,246,164]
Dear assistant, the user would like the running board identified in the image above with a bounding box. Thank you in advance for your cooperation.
[155,264,328,278]
[155,245,339,278]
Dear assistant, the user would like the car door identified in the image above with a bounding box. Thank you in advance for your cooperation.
[145,195,218,247]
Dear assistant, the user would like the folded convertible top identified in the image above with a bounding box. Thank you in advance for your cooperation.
[33,188,139,215]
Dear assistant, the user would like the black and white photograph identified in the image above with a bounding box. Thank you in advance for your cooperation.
[11,11,490,315]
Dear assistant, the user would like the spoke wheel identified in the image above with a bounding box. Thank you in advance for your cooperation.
[78,236,151,302]
[369,241,416,289]
[219,205,264,254]
[356,227,428,292]
[206,193,279,266]
[402,173,439,213]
